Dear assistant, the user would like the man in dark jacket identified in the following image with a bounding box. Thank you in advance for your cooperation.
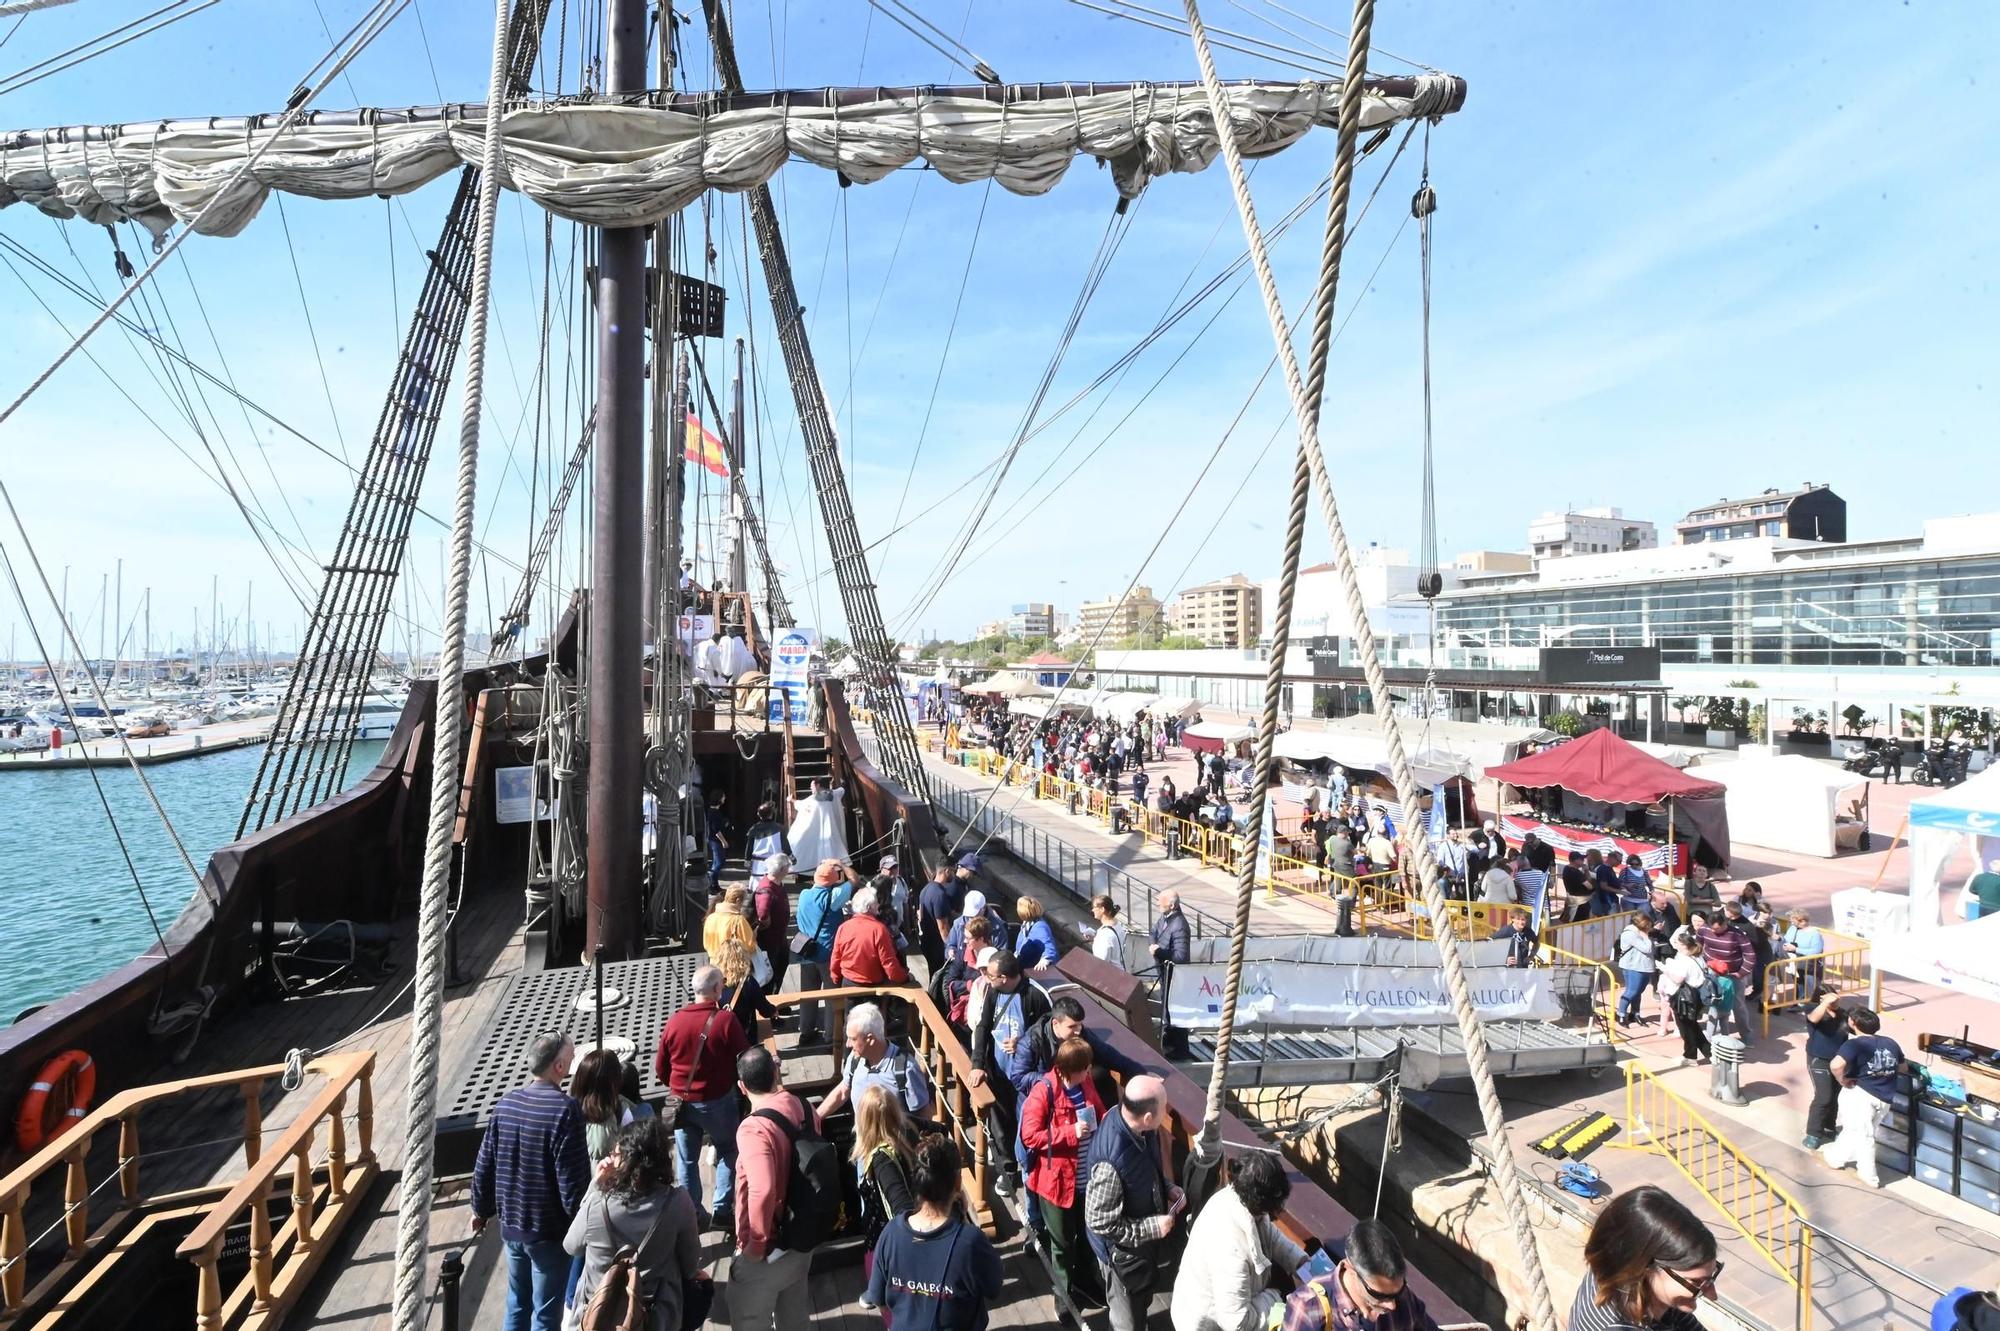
[1084,1075,1182,1331]
[1007,994,1146,1099]
[966,949,1051,1196]
[1150,890,1191,1057]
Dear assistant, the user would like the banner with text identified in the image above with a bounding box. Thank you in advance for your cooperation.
[767,626,815,725]
[1167,956,1563,1029]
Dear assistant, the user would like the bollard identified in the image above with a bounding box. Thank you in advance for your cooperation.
[1165,825,1181,861]
[1709,1033,1748,1105]
[1067,790,1081,815]
[439,1247,464,1331]
[1335,894,1356,937]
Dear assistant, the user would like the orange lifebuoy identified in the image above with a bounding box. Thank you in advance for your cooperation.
[14,1050,95,1153]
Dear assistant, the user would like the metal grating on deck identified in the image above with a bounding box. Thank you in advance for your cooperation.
[434,953,703,1174]
[1185,1019,1616,1090]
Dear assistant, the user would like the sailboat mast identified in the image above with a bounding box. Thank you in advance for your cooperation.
[728,337,747,596]
[583,0,652,961]
[114,560,122,686]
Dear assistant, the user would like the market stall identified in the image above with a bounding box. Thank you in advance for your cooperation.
[1485,728,1731,872]
[1183,719,1255,756]
[961,670,1048,699]
[1700,755,1870,859]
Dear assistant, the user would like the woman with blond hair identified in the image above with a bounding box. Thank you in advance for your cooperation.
[852,1083,920,1306]
[1014,894,1061,969]
[718,937,777,1036]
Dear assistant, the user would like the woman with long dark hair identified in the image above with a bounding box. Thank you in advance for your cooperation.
[1570,1185,1719,1330]
[863,1134,1003,1330]
[570,1049,637,1165]
[564,1117,702,1331]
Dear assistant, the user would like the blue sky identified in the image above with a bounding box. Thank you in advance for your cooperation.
[0,0,1994,663]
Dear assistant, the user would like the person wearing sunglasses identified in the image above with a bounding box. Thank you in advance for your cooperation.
[1571,1185,1720,1330]
[1280,1218,1441,1331]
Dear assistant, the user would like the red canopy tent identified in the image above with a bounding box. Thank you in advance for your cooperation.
[1485,728,1730,869]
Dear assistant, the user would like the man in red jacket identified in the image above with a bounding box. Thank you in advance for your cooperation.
[653,964,750,1227]
[827,887,910,987]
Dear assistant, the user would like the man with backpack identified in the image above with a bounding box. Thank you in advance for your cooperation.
[731,1047,839,1329]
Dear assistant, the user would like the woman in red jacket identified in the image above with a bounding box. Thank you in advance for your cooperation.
[1020,1036,1108,1308]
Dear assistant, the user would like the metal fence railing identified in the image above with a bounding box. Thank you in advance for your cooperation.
[1622,1061,1817,1331]
[930,782,1230,941]
[1761,932,1871,1036]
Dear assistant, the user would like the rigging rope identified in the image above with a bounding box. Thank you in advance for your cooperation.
[387,0,514,1325]
[1180,6,1559,1330]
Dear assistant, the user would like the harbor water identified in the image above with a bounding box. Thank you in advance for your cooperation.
[0,740,385,1023]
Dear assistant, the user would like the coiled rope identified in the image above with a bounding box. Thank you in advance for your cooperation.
[387,1,514,1327]
[1181,4,1559,1330]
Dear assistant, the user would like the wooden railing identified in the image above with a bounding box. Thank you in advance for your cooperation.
[767,985,1000,1225]
[0,1050,375,1329]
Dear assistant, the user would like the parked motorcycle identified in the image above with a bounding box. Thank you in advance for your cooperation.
[1841,739,1899,778]
[1910,741,1970,788]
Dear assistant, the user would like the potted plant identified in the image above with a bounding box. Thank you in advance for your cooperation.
[1549,708,1584,737]
[1703,696,1740,749]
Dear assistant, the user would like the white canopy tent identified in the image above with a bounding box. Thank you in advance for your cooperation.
[1906,765,2000,928]
[1700,756,1868,858]
[1273,715,1550,785]
[1870,913,2000,1004]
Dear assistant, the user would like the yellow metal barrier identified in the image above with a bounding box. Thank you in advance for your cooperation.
[1622,1061,1816,1331]
[1761,932,1870,1037]
[1541,909,1637,966]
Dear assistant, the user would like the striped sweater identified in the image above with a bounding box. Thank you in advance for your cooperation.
[471,1081,591,1243]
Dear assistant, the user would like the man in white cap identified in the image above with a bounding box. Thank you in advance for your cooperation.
[948,889,1006,962]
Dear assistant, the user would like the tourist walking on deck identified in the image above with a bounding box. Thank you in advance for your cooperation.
[948,889,1007,961]
[470,1033,591,1331]
[563,1117,703,1331]
[1800,990,1854,1148]
[1566,1184,1718,1331]
[751,853,793,994]
[863,1133,1005,1330]
[1657,932,1713,1066]
[1821,1007,1907,1187]
[719,938,779,1035]
[730,1047,818,1330]
[1015,894,1061,969]
[829,887,913,987]
[1023,1036,1110,1309]
[1171,1150,1307,1331]
[793,859,859,1045]
[815,1001,932,1120]
[1085,1075,1184,1331]
[851,1083,920,1309]
[1090,894,1126,968]
[655,965,751,1230]
[704,887,760,974]
[1615,909,1659,1027]
[744,801,791,867]
[967,948,1050,1196]
[1281,1218,1440,1331]
[1151,890,1191,1057]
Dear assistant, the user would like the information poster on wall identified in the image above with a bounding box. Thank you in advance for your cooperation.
[493,766,552,824]
[768,626,816,726]
[675,613,716,649]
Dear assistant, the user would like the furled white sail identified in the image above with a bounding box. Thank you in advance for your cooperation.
[0,77,1462,237]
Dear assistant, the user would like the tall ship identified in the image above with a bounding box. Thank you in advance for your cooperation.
[0,4,1989,1331]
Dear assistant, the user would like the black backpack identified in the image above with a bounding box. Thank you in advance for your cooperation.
[753,1107,842,1251]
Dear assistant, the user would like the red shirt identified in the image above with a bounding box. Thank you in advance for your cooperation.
[752,876,791,951]
[827,913,909,985]
[653,1000,749,1101]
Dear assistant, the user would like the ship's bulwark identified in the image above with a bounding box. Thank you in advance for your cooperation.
[0,76,1464,237]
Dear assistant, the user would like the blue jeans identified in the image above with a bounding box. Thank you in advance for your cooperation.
[1618,968,1650,1023]
[502,1237,569,1331]
[707,834,726,887]
[675,1094,740,1214]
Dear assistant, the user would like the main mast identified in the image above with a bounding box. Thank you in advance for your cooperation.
[584,0,652,959]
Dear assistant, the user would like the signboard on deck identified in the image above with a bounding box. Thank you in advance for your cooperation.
[494,766,551,824]
[768,627,816,725]
[675,614,716,649]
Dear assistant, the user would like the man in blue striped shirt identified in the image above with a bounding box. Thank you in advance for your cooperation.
[471,1033,590,1331]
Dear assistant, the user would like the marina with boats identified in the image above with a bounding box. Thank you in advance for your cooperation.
[0,2,1993,1331]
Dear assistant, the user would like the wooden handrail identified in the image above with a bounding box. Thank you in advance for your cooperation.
[768,985,996,1113]
[175,1051,374,1259]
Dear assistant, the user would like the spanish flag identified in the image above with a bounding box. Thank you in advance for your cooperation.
[684,413,730,478]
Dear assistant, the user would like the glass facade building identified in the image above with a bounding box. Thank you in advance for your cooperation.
[1435,545,2000,671]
